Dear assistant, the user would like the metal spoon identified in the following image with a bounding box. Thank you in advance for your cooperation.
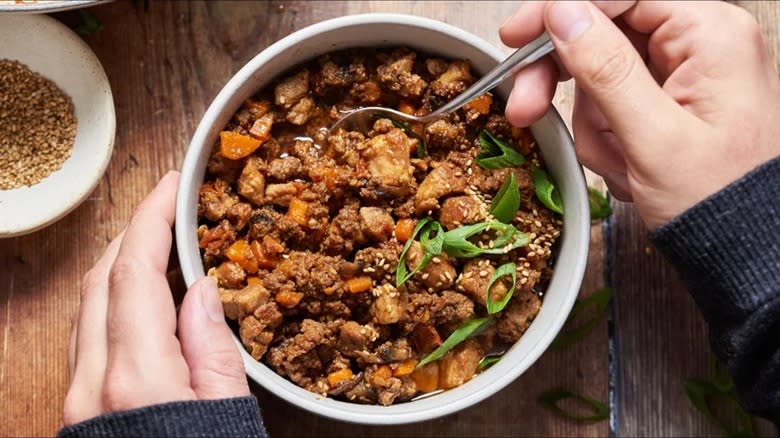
[329,33,554,134]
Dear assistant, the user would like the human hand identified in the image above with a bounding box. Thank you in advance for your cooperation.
[500,1,780,229]
[63,171,249,426]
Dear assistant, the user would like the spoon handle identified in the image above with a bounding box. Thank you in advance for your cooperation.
[423,33,555,121]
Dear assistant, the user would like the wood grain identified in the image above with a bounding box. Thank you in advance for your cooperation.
[610,2,779,437]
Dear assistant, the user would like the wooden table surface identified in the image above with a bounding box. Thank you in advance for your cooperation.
[0,1,778,436]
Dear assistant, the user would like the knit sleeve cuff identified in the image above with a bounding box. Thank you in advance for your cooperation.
[651,156,780,322]
[57,395,267,438]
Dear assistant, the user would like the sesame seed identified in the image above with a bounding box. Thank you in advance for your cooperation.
[478,270,488,277]
[421,273,429,280]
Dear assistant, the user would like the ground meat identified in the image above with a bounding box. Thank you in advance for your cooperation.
[439,195,486,230]
[361,125,416,198]
[267,156,304,181]
[209,261,246,289]
[199,220,236,267]
[337,321,378,355]
[198,179,237,222]
[237,157,266,206]
[359,207,394,242]
[425,118,468,151]
[247,206,281,241]
[271,252,344,299]
[497,291,542,343]
[321,203,365,255]
[353,241,401,281]
[456,260,512,307]
[415,161,468,214]
[405,242,456,292]
[226,201,252,231]
[275,69,309,109]
[376,49,426,98]
[286,96,315,125]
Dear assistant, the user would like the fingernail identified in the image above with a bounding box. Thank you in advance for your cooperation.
[546,1,593,42]
[199,277,224,322]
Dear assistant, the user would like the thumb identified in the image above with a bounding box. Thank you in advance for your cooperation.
[178,277,250,399]
[543,1,689,156]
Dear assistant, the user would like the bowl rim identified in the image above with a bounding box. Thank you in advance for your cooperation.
[176,12,589,424]
[0,13,115,237]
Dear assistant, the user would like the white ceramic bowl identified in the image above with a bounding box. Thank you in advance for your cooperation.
[0,14,115,237]
[176,13,589,425]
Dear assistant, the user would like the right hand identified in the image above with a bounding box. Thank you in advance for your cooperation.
[500,1,780,229]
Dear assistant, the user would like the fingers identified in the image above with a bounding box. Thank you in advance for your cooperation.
[571,87,633,201]
[542,1,693,161]
[178,277,250,400]
[103,171,196,411]
[505,56,558,127]
[107,171,180,354]
[500,0,636,48]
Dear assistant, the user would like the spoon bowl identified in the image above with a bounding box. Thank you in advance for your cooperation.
[329,32,554,135]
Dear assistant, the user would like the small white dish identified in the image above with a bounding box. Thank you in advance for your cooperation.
[0,0,100,14]
[0,14,115,237]
[176,13,590,425]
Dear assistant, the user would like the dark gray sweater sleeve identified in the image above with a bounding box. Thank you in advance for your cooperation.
[56,395,267,438]
[651,156,780,423]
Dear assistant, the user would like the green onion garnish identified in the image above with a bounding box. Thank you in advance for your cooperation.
[489,172,521,223]
[538,389,609,423]
[588,187,612,220]
[685,379,754,437]
[417,316,494,368]
[396,218,443,287]
[476,130,526,169]
[478,355,502,370]
[551,287,612,349]
[485,262,517,314]
[532,166,563,214]
[442,221,529,258]
[74,10,103,36]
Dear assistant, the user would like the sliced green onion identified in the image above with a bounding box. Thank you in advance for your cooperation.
[417,317,494,368]
[551,287,612,349]
[478,355,502,370]
[685,379,754,438]
[710,356,735,393]
[396,218,443,286]
[588,187,612,220]
[532,166,563,214]
[489,172,521,223]
[538,388,609,423]
[485,262,517,314]
[74,10,103,36]
[476,130,526,169]
[442,221,529,258]
[381,117,426,158]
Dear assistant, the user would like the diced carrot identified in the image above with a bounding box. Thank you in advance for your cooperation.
[394,219,416,243]
[393,359,417,377]
[219,131,264,160]
[397,100,415,115]
[286,198,309,227]
[373,365,393,384]
[327,368,354,387]
[224,240,259,274]
[410,362,439,393]
[261,235,285,256]
[247,276,262,285]
[464,94,492,115]
[250,240,279,270]
[345,276,373,294]
[275,290,304,308]
[411,323,442,354]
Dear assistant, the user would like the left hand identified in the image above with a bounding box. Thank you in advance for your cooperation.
[63,171,249,426]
